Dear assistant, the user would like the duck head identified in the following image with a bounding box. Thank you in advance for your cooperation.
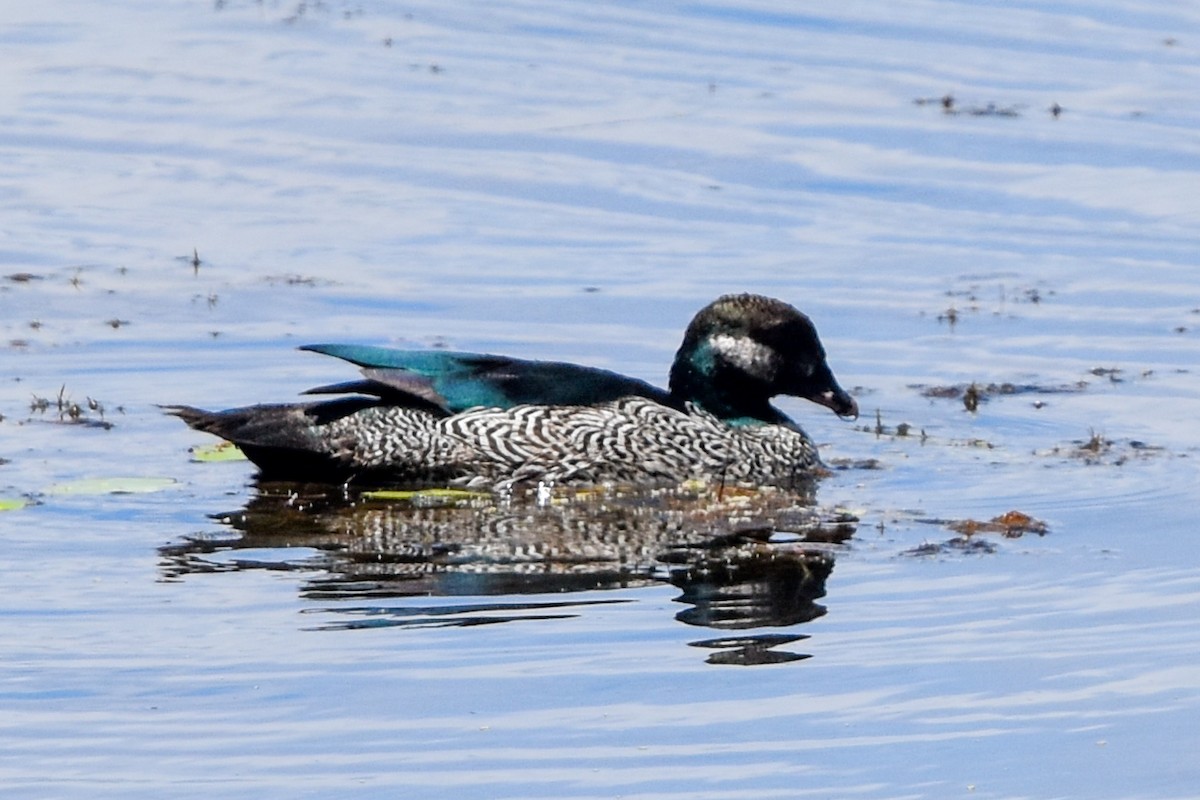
[668,294,858,424]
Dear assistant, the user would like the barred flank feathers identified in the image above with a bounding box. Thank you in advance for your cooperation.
[315,397,818,487]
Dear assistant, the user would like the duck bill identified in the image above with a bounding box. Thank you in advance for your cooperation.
[809,386,859,420]
[797,363,859,419]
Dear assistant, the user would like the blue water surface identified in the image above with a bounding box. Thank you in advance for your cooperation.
[2,1,1199,798]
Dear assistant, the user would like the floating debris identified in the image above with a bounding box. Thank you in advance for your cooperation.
[175,248,203,275]
[902,510,1048,556]
[827,457,883,471]
[965,103,1021,117]
[915,96,1023,117]
[963,383,980,412]
[264,274,322,286]
[45,477,179,496]
[1080,429,1106,454]
[913,94,955,111]
[1090,366,1123,382]
[25,385,114,428]
[947,510,1048,538]
[925,282,1055,326]
[189,441,247,463]
[1039,432,1165,466]
[856,409,925,441]
[191,293,219,309]
[903,537,998,557]
[915,381,1087,401]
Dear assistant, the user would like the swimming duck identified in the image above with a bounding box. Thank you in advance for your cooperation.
[167,293,857,488]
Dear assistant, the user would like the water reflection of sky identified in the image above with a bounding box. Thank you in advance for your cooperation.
[2,1,1200,797]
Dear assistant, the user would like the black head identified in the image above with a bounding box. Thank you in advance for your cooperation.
[668,294,858,423]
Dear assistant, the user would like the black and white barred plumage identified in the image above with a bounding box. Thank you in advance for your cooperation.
[315,397,819,488]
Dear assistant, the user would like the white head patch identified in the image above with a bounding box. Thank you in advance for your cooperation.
[709,333,783,380]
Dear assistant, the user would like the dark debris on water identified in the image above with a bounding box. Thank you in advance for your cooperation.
[915,381,1088,403]
[19,385,118,429]
[1040,432,1166,466]
[903,510,1049,557]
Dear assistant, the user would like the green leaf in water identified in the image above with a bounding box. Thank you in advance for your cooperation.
[45,477,179,496]
[189,442,246,462]
[0,497,30,511]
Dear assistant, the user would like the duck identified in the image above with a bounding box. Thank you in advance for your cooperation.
[166,293,857,489]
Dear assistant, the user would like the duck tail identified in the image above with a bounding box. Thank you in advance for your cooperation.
[163,403,348,479]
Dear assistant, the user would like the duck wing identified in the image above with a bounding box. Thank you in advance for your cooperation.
[300,344,673,413]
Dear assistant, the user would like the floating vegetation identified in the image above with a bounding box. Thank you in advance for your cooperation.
[24,385,115,428]
[853,409,926,442]
[903,510,1048,556]
[0,497,32,512]
[264,274,324,286]
[963,383,980,412]
[947,510,1049,537]
[189,441,247,463]
[924,281,1056,329]
[937,306,959,327]
[914,94,1022,117]
[45,477,179,496]
[189,292,219,309]
[903,537,998,557]
[1039,431,1165,466]
[915,381,1088,403]
[827,457,884,471]
[175,247,202,275]
[1089,366,1123,382]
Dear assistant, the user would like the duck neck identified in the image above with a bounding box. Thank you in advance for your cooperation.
[668,357,785,426]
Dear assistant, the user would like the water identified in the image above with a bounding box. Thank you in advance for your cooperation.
[2,1,1200,797]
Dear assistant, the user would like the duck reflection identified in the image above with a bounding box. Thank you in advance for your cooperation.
[160,482,855,665]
